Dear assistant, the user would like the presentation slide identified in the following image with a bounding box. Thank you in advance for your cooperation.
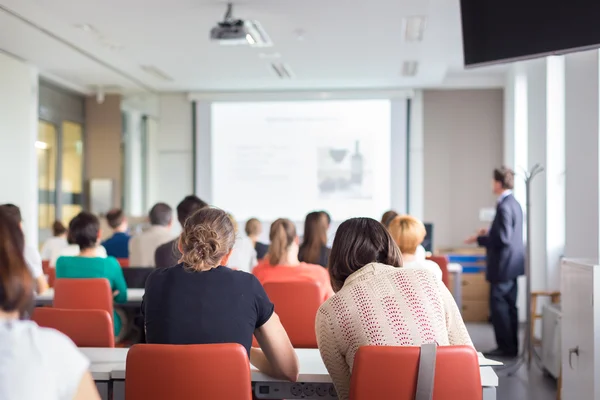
[211,100,391,221]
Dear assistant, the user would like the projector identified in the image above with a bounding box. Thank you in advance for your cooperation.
[210,3,272,47]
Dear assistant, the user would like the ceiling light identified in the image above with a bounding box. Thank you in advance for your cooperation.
[401,61,419,77]
[246,33,256,45]
[403,16,427,42]
[270,63,294,79]
[96,86,105,104]
[35,141,49,150]
[141,65,174,82]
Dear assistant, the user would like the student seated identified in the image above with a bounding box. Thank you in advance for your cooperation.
[298,211,330,268]
[0,204,48,293]
[155,195,208,268]
[0,208,100,400]
[130,203,174,267]
[381,209,426,259]
[40,220,69,264]
[227,214,257,273]
[143,208,299,381]
[388,215,442,280]
[101,209,131,259]
[56,212,128,337]
[245,218,269,260]
[315,218,472,400]
[252,218,333,301]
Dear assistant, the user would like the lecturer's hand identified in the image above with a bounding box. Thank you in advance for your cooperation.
[464,235,478,245]
[478,228,488,236]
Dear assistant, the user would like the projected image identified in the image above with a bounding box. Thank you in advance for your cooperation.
[317,140,372,199]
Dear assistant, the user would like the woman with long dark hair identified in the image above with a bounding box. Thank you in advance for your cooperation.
[298,211,330,267]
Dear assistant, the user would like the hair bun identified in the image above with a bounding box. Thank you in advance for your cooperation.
[181,225,221,266]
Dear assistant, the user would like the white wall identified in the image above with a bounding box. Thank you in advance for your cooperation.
[422,89,504,249]
[0,52,39,243]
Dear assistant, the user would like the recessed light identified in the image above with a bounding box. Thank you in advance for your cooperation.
[401,61,419,77]
[269,63,294,79]
[403,16,427,42]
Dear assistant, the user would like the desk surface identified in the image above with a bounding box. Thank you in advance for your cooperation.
[80,347,499,387]
[36,288,144,303]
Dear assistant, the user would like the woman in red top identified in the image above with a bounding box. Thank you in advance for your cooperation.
[253,218,333,301]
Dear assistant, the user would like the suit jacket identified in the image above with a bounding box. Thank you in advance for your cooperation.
[477,194,525,283]
[154,238,181,268]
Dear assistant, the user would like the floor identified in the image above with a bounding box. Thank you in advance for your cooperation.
[467,323,557,400]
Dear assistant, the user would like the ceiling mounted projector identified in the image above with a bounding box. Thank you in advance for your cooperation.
[210,3,273,47]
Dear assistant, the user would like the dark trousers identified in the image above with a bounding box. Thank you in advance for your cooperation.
[490,279,519,354]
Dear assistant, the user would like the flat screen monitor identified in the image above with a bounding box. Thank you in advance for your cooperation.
[422,223,433,253]
[460,0,600,67]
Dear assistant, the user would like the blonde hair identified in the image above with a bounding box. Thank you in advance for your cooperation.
[388,215,426,255]
[179,208,235,271]
[267,218,296,265]
[245,218,261,236]
[227,213,239,233]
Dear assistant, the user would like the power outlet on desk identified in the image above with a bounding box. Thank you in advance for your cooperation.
[253,382,338,399]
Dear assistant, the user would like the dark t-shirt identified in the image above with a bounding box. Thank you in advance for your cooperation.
[142,264,274,355]
[154,239,181,268]
[255,242,269,260]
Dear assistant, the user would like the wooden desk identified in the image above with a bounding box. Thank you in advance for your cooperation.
[80,347,500,400]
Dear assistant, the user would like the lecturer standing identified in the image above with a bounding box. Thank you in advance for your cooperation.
[466,167,525,358]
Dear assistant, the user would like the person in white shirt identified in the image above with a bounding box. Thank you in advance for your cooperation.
[41,221,69,266]
[0,204,49,293]
[129,203,174,267]
[388,214,443,281]
[52,244,108,268]
[0,207,100,400]
[227,214,257,272]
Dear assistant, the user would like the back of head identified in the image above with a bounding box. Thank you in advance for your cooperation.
[299,212,327,264]
[176,195,208,227]
[320,211,331,227]
[494,167,515,190]
[106,209,125,230]
[268,218,296,266]
[329,217,403,292]
[245,218,262,237]
[227,213,239,234]
[52,220,67,237]
[179,208,236,271]
[0,208,33,315]
[380,210,398,227]
[388,215,426,255]
[68,212,100,250]
[0,204,22,224]
[149,203,173,226]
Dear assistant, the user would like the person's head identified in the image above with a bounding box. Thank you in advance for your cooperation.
[0,204,22,229]
[51,220,67,237]
[245,218,262,239]
[176,195,208,227]
[178,208,236,271]
[328,217,403,292]
[106,209,127,232]
[268,218,298,266]
[300,212,328,264]
[0,208,34,317]
[380,210,399,227]
[149,202,173,227]
[493,167,515,195]
[228,213,239,234]
[388,215,427,255]
[320,211,331,229]
[68,212,101,251]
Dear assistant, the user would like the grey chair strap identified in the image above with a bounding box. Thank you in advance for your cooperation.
[415,343,437,400]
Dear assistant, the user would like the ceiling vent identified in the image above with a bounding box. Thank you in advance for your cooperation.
[403,16,427,42]
[270,63,294,79]
[401,61,419,77]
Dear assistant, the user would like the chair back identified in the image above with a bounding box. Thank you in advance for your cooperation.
[121,267,155,288]
[53,278,113,318]
[350,345,482,400]
[427,255,450,288]
[117,258,130,267]
[32,308,114,347]
[42,260,50,274]
[263,280,322,348]
[126,343,252,400]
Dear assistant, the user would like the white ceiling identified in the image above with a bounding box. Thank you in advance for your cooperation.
[0,0,506,94]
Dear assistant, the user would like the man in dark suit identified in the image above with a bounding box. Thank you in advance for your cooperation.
[154,195,208,268]
[466,167,525,358]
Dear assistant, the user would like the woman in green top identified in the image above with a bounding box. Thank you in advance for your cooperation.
[56,211,128,337]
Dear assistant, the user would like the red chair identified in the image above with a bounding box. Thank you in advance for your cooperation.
[126,344,252,400]
[350,345,482,400]
[263,280,322,348]
[32,308,114,347]
[53,278,113,319]
[427,255,450,289]
[117,258,129,268]
[41,260,50,274]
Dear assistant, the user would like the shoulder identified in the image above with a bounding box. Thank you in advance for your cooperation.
[26,322,88,365]
[105,256,121,267]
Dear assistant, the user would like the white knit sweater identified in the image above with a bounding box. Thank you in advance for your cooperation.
[315,263,473,400]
